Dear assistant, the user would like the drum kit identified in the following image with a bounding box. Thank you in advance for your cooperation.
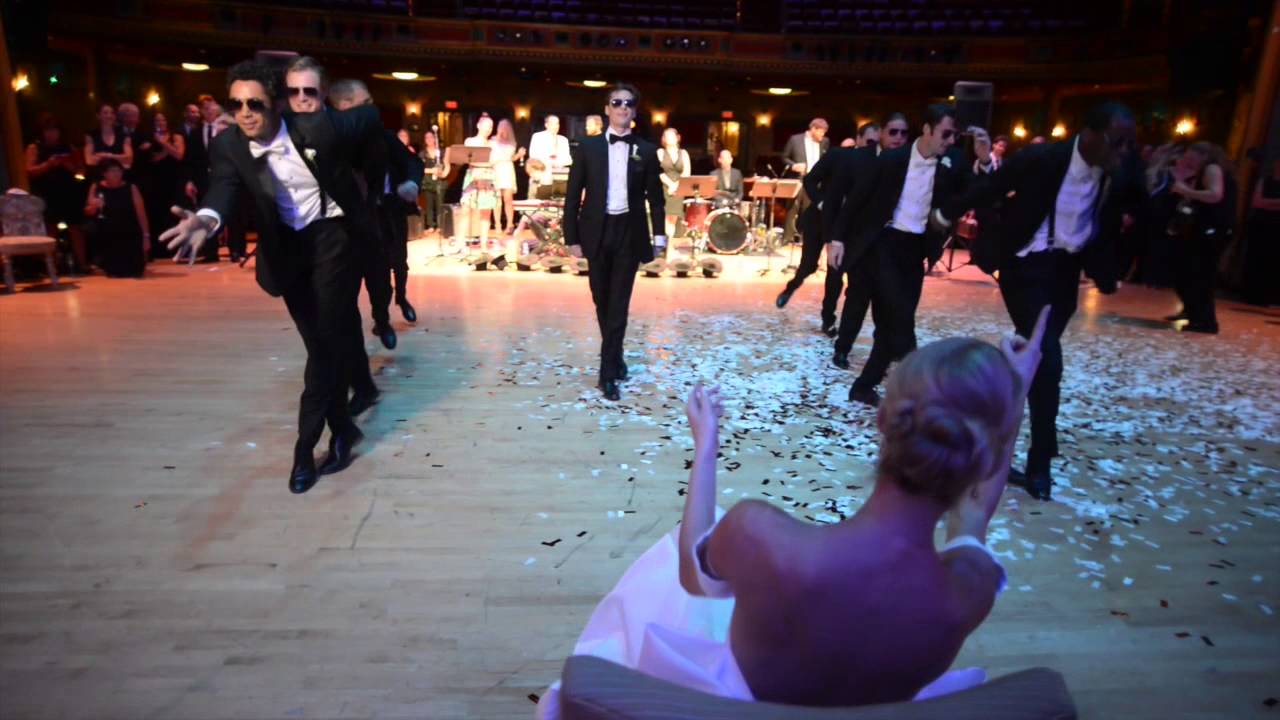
[677,176,798,258]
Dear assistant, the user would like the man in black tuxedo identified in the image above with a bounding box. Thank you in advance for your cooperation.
[161,60,386,494]
[938,103,1140,501]
[180,97,224,263]
[775,118,830,308]
[564,83,666,402]
[328,78,424,355]
[830,105,967,408]
[826,116,911,368]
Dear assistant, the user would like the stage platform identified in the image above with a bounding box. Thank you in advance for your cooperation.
[0,249,1277,719]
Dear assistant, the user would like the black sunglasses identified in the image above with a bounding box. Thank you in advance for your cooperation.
[940,129,956,140]
[226,98,268,113]
[609,98,637,108]
[288,86,320,98]
[886,127,907,137]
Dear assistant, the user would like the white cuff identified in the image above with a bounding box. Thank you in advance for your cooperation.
[195,208,223,234]
[932,208,951,228]
[654,235,667,247]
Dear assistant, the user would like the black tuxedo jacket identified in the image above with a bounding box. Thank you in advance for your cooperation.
[715,168,744,201]
[941,137,1143,292]
[564,133,666,263]
[832,143,969,269]
[803,145,873,242]
[182,124,211,194]
[781,132,830,177]
[358,126,426,214]
[201,105,384,297]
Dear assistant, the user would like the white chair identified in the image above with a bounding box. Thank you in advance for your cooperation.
[0,190,60,294]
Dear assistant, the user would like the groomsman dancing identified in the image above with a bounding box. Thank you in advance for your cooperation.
[937,102,1139,500]
[161,60,386,494]
[564,83,666,402]
[829,105,966,408]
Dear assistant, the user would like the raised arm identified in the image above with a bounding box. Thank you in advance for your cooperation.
[1173,163,1224,205]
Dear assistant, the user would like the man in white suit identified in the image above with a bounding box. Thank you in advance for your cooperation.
[527,114,572,199]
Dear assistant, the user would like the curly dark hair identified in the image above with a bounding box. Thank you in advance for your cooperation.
[225,60,285,104]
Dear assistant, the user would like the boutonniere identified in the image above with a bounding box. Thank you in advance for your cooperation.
[940,155,952,169]
[629,144,640,162]
[303,148,318,163]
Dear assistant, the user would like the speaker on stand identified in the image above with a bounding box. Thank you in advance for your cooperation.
[953,81,994,132]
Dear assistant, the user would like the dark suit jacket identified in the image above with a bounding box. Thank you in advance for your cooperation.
[564,134,666,263]
[802,146,873,243]
[941,137,1143,292]
[714,168,744,201]
[359,126,426,214]
[201,105,384,297]
[182,123,211,194]
[781,132,830,178]
[832,143,969,270]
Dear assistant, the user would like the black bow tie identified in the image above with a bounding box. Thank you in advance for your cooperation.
[608,133,636,145]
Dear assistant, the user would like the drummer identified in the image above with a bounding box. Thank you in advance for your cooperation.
[714,150,744,203]
[658,128,692,239]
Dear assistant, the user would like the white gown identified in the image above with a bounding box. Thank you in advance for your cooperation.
[535,514,1001,719]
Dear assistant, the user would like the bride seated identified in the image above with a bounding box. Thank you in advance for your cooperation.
[537,308,1049,718]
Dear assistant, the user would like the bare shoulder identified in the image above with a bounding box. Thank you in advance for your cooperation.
[937,545,1003,634]
[707,500,811,588]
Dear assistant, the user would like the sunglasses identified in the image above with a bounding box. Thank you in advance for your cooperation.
[226,98,268,113]
[940,129,956,140]
[609,98,637,109]
[288,86,320,98]
[886,127,907,137]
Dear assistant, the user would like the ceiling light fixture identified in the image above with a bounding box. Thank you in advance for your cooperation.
[181,63,210,72]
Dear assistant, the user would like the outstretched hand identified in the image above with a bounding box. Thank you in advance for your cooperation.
[1000,305,1051,396]
[159,206,216,265]
[686,383,724,451]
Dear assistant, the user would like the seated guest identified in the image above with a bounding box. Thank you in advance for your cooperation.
[713,149,744,202]
[537,310,1049,718]
[84,158,149,278]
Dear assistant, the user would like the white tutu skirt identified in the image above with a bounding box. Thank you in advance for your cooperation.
[536,517,988,719]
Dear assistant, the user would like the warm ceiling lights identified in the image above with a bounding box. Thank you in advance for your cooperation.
[756,113,772,127]
[1012,124,1028,139]
[181,63,210,72]
[651,111,667,125]
[1174,118,1196,136]
[583,80,607,88]
[391,72,419,81]
[146,91,161,106]
[1050,123,1067,138]
[767,87,793,96]
[12,73,30,91]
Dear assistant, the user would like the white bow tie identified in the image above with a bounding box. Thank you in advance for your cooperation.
[249,137,290,159]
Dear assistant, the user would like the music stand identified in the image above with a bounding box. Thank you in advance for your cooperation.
[673,176,719,257]
[749,179,801,275]
[442,144,493,261]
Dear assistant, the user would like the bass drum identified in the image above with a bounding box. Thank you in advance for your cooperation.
[706,209,748,254]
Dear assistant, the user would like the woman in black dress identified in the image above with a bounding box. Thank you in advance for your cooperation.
[25,114,87,271]
[135,111,186,259]
[1168,142,1237,334]
[83,159,149,278]
[84,103,133,182]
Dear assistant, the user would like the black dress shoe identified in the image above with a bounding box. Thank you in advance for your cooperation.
[823,324,839,338]
[1181,321,1219,334]
[372,323,397,349]
[775,288,795,309]
[617,361,629,382]
[398,299,417,323]
[848,384,880,407]
[1008,467,1053,501]
[290,458,319,494]
[318,428,364,475]
[349,388,380,416]
[598,379,621,401]
[832,351,850,370]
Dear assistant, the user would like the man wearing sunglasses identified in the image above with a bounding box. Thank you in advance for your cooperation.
[160,59,389,494]
[934,103,1140,501]
[828,104,968,409]
[564,83,666,402]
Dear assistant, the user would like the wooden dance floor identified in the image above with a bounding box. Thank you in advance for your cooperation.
[1,242,1277,719]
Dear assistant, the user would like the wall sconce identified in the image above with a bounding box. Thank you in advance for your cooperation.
[651,110,667,125]
[1174,117,1196,136]
[406,102,421,116]
[146,91,161,107]
[1050,123,1067,138]
[1012,124,1028,139]
[515,105,530,121]
[756,113,772,128]
[12,72,30,92]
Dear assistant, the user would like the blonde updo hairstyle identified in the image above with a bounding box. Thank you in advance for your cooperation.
[877,338,1023,506]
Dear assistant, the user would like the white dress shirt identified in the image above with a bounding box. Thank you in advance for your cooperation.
[196,119,342,232]
[803,135,820,174]
[888,141,938,234]
[1019,136,1103,256]
[529,130,572,183]
[606,130,631,215]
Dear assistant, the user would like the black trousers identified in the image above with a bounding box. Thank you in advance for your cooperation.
[360,204,395,329]
[782,187,811,246]
[1173,226,1223,326]
[378,200,411,305]
[833,254,876,355]
[997,249,1083,473]
[852,229,928,390]
[587,213,641,382]
[279,219,362,462]
[783,205,823,295]
[422,178,445,230]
